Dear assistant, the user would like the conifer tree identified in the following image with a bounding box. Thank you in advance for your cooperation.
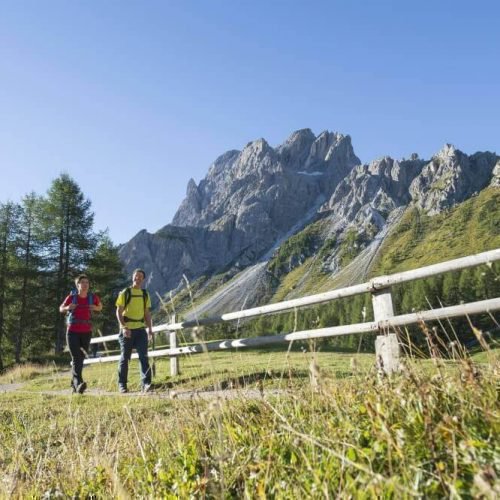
[13,193,45,361]
[441,271,460,306]
[0,202,20,371]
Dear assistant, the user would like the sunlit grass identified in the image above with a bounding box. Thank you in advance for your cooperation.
[1,318,499,498]
[1,345,498,498]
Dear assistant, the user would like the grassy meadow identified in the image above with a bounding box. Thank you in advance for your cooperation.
[0,333,499,498]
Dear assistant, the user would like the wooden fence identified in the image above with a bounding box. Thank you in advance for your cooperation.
[85,248,500,375]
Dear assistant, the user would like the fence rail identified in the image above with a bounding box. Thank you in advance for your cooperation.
[86,248,500,373]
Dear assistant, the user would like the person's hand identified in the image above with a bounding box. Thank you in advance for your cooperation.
[67,303,77,311]
[122,327,131,338]
[148,329,153,342]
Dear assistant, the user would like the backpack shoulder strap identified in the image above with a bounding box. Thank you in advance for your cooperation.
[88,292,94,305]
[142,289,148,310]
[123,287,132,307]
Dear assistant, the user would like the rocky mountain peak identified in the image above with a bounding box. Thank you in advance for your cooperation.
[282,128,315,146]
[135,128,361,297]
[240,138,272,162]
[307,131,342,164]
[186,178,198,195]
[276,129,316,169]
[228,138,277,182]
[410,147,498,214]
[207,150,240,177]
[435,143,458,160]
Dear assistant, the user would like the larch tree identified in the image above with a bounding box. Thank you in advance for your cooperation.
[0,202,20,371]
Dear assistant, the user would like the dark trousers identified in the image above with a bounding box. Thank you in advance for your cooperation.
[67,331,91,390]
[118,328,151,388]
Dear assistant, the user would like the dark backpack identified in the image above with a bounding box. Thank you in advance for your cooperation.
[122,287,149,323]
[67,290,94,325]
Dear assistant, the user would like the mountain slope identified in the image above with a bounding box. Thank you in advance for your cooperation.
[170,188,499,320]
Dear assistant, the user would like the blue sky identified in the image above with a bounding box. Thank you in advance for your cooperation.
[0,0,498,244]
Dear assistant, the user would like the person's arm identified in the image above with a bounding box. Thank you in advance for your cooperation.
[145,292,153,340]
[116,305,131,338]
[91,295,103,313]
[145,308,153,340]
[59,296,76,314]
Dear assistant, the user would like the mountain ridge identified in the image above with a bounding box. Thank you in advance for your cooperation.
[119,128,499,313]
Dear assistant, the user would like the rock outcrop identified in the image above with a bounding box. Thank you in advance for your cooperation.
[409,144,498,213]
[322,155,426,234]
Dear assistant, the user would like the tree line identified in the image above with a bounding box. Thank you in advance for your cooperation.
[0,174,126,371]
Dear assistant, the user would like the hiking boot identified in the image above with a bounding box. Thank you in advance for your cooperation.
[142,384,152,393]
[77,382,87,394]
[119,385,128,394]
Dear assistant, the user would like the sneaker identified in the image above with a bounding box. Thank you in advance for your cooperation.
[119,385,128,394]
[77,382,87,394]
[142,384,152,393]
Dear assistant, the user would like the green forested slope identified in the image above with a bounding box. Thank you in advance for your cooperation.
[371,187,500,275]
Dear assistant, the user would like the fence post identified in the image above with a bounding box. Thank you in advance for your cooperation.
[169,315,179,377]
[372,289,401,375]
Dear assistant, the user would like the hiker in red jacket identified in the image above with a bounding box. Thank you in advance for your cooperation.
[60,274,102,393]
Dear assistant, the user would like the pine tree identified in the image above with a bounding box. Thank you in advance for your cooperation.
[0,202,20,371]
[458,268,476,303]
[13,193,46,361]
[441,271,460,306]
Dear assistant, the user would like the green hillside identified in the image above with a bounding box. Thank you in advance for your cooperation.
[371,187,500,275]
[268,187,500,301]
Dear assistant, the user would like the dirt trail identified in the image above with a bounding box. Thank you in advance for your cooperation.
[0,381,284,400]
[0,382,25,393]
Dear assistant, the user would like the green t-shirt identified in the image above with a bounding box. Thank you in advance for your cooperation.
[116,288,152,329]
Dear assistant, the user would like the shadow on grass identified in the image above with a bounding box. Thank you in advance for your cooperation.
[153,365,359,393]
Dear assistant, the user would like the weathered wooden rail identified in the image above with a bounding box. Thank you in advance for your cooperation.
[85,248,500,374]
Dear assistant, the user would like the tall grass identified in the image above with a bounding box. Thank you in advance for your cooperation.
[0,363,57,385]
[0,327,498,498]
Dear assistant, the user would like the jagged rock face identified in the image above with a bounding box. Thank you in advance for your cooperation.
[323,146,499,237]
[119,226,234,298]
[323,156,426,233]
[409,145,498,213]
[489,160,500,188]
[123,129,361,298]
